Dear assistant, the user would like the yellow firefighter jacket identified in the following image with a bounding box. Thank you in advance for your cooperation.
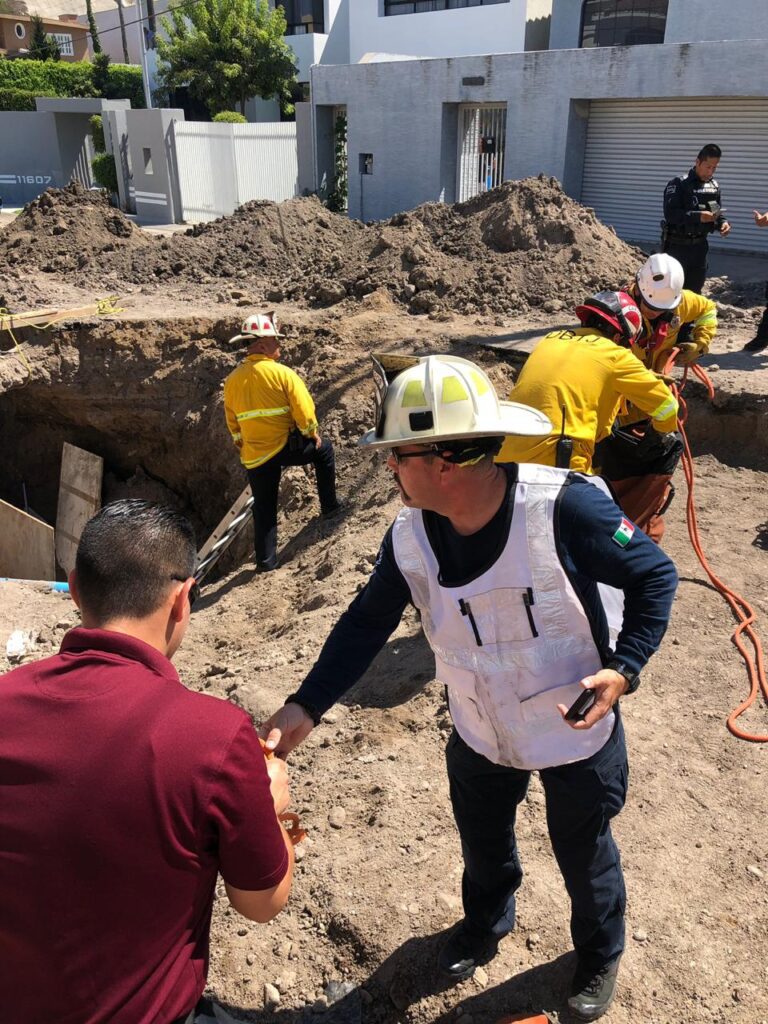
[223,354,319,469]
[496,328,679,474]
[631,287,718,371]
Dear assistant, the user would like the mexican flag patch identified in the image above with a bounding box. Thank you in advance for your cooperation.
[612,517,635,548]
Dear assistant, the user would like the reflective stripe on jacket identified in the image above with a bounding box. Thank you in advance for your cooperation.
[496,328,678,473]
[223,354,319,469]
[392,463,618,770]
[634,289,718,370]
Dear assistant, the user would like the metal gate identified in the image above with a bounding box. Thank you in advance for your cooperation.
[171,121,299,222]
[457,104,507,203]
[581,97,768,255]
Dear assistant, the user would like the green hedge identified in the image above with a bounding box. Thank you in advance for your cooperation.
[213,111,247,123]
[0,87,57,111]
[91,152,119,193]
[0,60,145,108]
[90,113,106,152]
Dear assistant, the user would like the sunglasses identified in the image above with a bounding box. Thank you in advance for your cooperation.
[171,576,201,608]
[390,445,442,464]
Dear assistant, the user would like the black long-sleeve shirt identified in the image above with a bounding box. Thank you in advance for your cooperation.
[296,467,678,715]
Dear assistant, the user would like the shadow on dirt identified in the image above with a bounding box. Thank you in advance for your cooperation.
[209,937,579,1023]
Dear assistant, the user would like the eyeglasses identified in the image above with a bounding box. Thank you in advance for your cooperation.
[171,576,201,608]
[390,445,442,464]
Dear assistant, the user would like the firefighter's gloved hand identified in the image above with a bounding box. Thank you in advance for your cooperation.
[653,370,675,385]
[675,343,700,366]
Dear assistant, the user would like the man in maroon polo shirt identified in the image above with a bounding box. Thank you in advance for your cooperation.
[0,500,294,1024]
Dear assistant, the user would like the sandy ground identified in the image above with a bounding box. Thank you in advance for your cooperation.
[2,193,768,1023]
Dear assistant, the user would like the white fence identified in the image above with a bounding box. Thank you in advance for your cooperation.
[171,121,299,223]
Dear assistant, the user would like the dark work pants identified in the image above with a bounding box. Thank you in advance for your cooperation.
[446,714,628,972]
[757,282,768,340]
[246,436,337,569]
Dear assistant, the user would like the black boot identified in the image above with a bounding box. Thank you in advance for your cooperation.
[437,922,499,981]
[743,335,768,352]
[567,957,621,1021]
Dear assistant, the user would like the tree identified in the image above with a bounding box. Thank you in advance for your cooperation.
[92,51,111,95]
[157,0,298,117]
[115,0,129,64]
[86,0,102,53]
[28,15,62,61]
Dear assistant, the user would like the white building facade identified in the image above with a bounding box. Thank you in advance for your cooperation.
[309,0,768,254]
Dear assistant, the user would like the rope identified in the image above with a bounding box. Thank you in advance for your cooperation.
[0,297,124,373]
[664,349,768,742]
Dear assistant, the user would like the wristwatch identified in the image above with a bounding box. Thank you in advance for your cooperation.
[606,660,641,694]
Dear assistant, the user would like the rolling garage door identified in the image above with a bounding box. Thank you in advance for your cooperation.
[581,98,768,255]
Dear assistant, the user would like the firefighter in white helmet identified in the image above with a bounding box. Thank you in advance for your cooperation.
[594,254,718,543]
[223,313,341,572]
[628,253,718,369]
[260,353,677,1022]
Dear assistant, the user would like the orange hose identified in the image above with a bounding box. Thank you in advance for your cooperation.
[663,349,768,742]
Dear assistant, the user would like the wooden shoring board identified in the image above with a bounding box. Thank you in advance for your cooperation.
[0,499,55,581]
[55,443,104,577]
[0,304,101,333]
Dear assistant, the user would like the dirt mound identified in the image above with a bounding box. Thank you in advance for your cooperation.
[183,196,366,298]
[1,182,140,277]
[0,177,644,316]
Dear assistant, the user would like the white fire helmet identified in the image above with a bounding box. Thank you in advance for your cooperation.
[635,253,684,311]
[358,354,552,450]
[230,312,284,344]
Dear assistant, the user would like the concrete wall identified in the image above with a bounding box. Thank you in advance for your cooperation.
[550,0,768,50]
[0,99,130,207]
[349,0,526,63]
[244,96,282,122]
[320,0,349,64]
[311,38,768,222]
[664,0,768,43]
[0,112,63,207]
[295,102,315,193]
[124,107,184,223]
[287,29,328,80]
[546,0,580,49]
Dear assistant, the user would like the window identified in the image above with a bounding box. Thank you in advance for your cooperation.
[52,32,75,56]
[384,0,508,16]
[580,0,668,48]
[280,0,324,34]
[14,22,26,38]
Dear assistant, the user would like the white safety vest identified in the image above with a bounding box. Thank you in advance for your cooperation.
[391,464,619,771]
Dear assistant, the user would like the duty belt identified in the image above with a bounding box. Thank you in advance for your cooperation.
[665,232,708,246]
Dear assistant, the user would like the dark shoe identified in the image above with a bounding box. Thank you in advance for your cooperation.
[320,502,344,520]
[437,923,498,981]
[567,958,621,1021]
[255,561,278,573]
[743,335,768,352]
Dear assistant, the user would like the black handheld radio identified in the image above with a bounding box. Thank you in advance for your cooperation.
[555,406,573,470]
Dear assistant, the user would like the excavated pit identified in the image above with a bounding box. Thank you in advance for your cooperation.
[1,311,767,579]
[0,315,383,576]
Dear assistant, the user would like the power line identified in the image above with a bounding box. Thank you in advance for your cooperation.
[81,0,202,41]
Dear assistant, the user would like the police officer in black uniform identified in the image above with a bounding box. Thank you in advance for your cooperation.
[662,144,731,287]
